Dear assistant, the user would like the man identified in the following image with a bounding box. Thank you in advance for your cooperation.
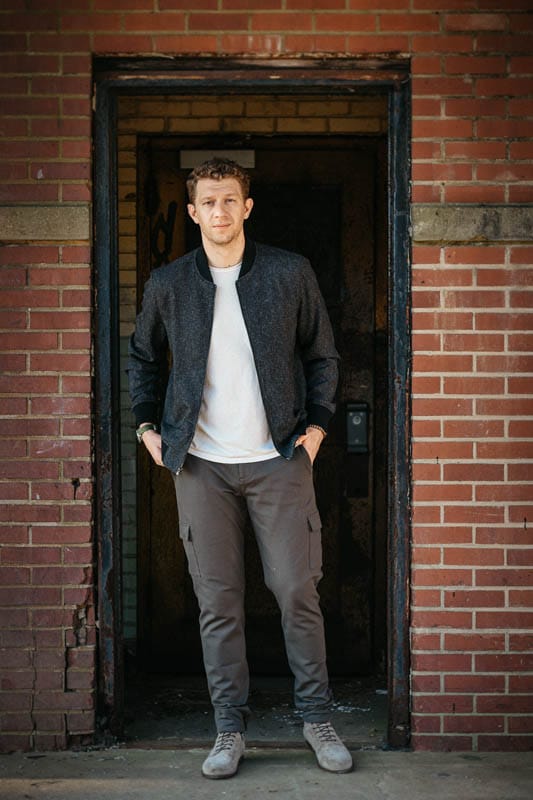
[128,157,352,779]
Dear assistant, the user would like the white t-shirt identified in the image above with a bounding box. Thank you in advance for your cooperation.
[188,263,278,463]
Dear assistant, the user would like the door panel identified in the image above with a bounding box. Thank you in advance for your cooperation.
[136,137,387,676]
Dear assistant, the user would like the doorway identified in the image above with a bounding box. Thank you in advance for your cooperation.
[135,136,388,684]
[93,58,411,749]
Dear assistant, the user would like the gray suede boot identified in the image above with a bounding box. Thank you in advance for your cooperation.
[201,732,245,779]
[303,722,354,773]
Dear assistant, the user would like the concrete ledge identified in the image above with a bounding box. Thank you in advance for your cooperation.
[0,204,90,242]
[412,204,533,244]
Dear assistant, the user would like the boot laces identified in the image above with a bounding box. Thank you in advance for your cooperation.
[311,722,339,743]
[213,731,240,754]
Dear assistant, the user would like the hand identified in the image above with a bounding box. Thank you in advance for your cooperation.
[295,426,325,465]
[142,429,163,466]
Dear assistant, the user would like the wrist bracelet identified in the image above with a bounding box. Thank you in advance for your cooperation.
[307,424,327,438]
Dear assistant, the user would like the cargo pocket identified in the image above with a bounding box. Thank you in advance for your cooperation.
[307,510,323,571]
[179,519,202,578]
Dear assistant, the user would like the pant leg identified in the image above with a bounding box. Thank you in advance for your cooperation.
[243,447,333,722]
[172,455,250,733]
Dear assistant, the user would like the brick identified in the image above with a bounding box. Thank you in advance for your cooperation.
[29,311,90,330]
[0,289,59,308]
[443,463,503,482]
[477,442,533,459]
[509,633,533,651]
[31,712,66,732]
[510,675,533,696]
[444,506,505,524]
[412,633,442,652]
[478,527,532,547]
[445,185,506,203]
[0,526,29,544]
[0,353,26,372]
[444,634,505,652]
[443,377,504,395]
[444,589,504,608]
[444,715,504,734]
[510,590,533,606]
[28,32,90,51]
[508,719,533,735]
[0,608,28,628]
[344,33,410,53]
[479,271,533,289]
[412,506,441,524]
[124,12,186,31]
[413,484,472,502]
[66,710,95,734]
[508,463,533,481]
[413,527,472,545]
[445,55,506,74]
[411,610,473,629]
[29,354,90,372]
[412,569,472,587]
[411,734,473,751]
[93,34,153,52]
[413,119,474,139]
[0,505,61,524]
[507,549,533,567]
[412,675,441,694]
[32,566,92,585]
[1,545,61,564]
[444,98,506,117]
[446,13,507,32]
[413,652,473,672]
[413,354,473,372]
[445,674,505,694]
[413,312,473,330]
[477,484,533,503]
[412,716,441,734]
[31,525,92,545]
[411,547,442,566]
[412,694,473,714]
[411,36,474,56]
[476,568,532,587]
[477,612,533,630]
[154,34,219,52]
[0,461,59,480]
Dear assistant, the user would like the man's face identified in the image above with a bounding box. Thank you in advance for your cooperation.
[187,177,253,248]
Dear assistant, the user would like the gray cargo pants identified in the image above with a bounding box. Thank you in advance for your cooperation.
[172,446,333,732]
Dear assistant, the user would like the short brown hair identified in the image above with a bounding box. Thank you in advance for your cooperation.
[186,157,251,203]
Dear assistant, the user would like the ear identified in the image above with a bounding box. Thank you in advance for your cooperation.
[243,197,253,220]
[187,203,199,224]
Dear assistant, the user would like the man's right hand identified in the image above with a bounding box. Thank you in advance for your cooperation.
[142,429,163,466]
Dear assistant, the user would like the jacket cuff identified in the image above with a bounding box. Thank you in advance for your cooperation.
[133,402,159,428]
[306,403,333,433]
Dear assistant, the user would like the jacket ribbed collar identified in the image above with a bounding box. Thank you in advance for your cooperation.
[195,237,257,282]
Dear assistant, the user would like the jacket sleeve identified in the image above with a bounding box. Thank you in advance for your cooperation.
[126,274,168,427]
[297,259,340,432]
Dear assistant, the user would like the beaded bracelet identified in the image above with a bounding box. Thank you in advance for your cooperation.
[307,424,327,438]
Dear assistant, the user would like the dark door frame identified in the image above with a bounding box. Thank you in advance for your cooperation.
[93,55,411,748]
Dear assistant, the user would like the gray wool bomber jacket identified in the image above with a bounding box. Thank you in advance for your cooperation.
[127,238,339,474]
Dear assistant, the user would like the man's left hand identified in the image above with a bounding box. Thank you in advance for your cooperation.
[295,426,326,465]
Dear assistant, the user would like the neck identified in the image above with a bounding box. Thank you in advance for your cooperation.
[202,232,246,269]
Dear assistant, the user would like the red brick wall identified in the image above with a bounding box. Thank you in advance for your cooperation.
[1,0,532,752]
